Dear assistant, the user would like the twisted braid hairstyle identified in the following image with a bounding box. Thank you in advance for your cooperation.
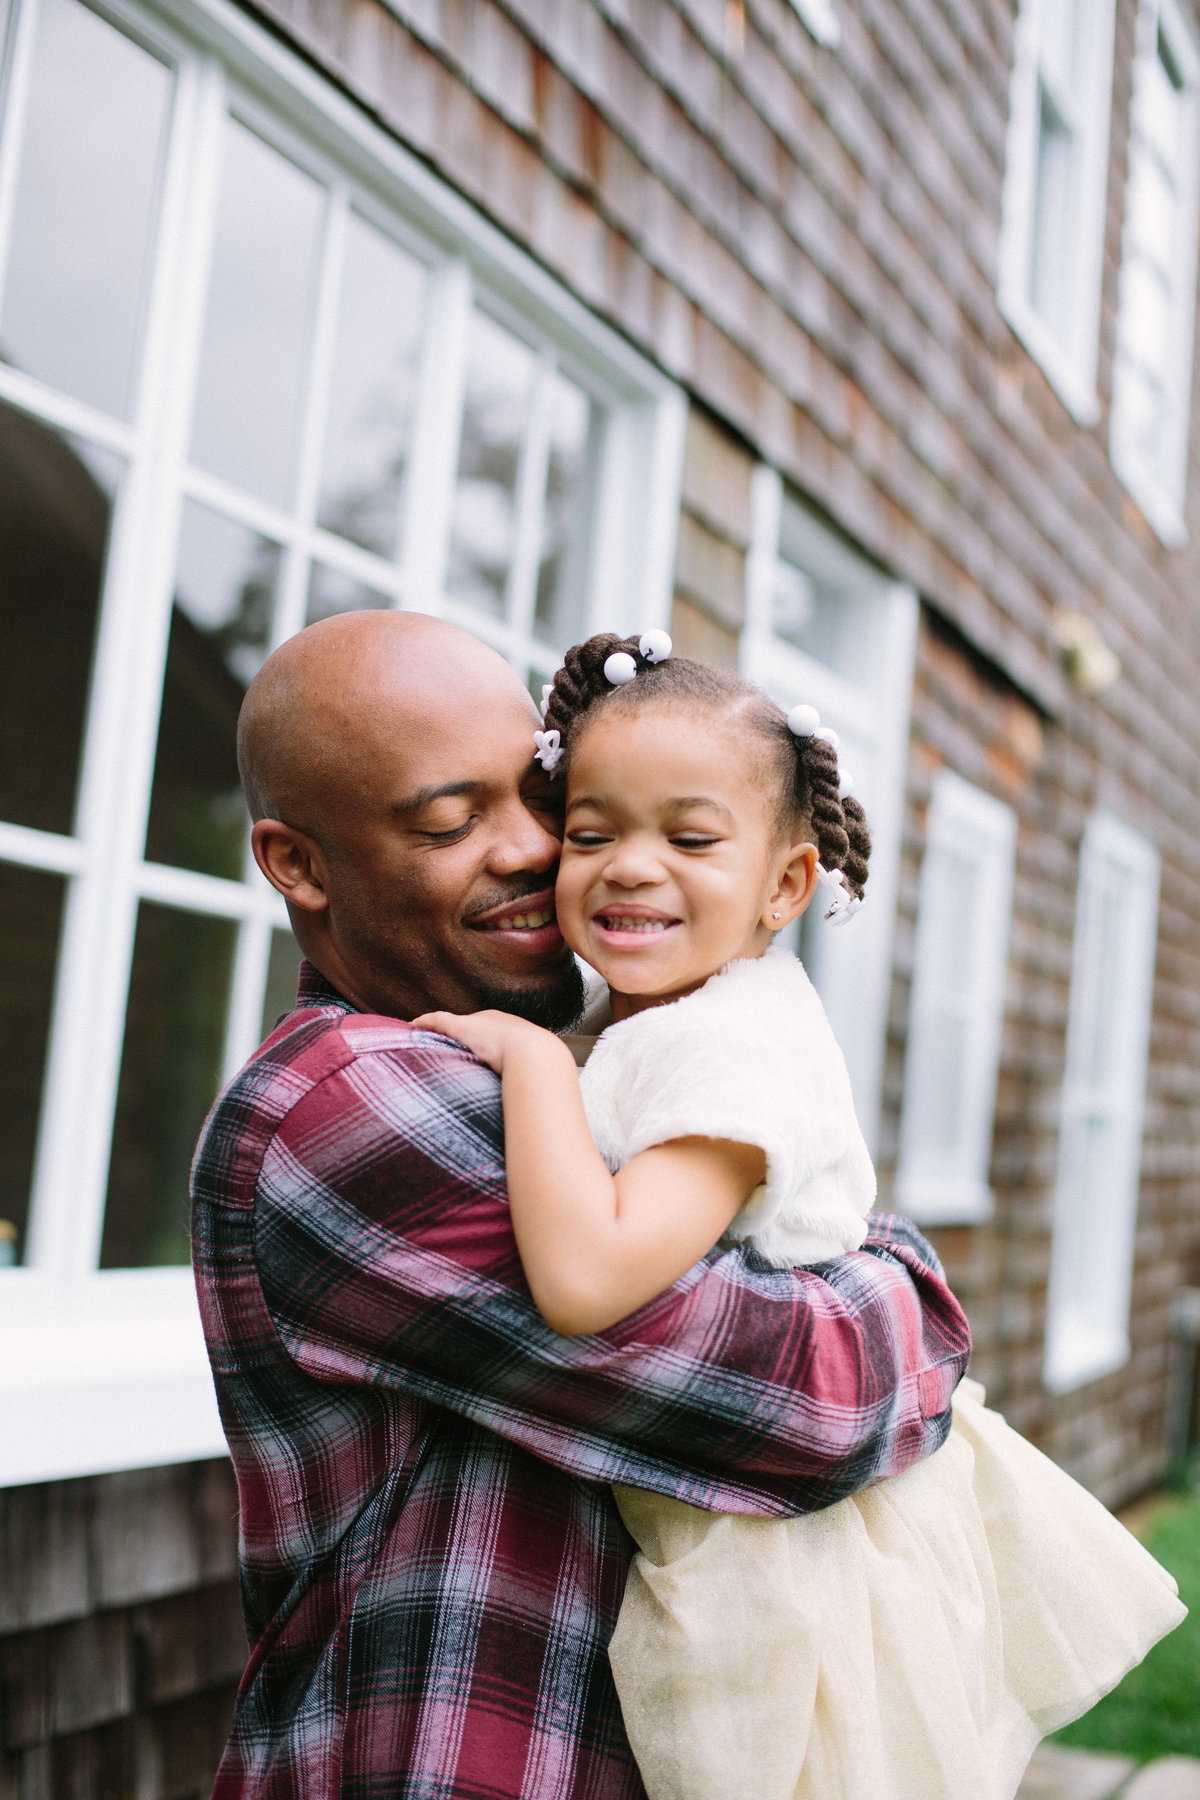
[542,632,871,903]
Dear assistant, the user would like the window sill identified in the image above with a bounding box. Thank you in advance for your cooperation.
[1109,442,1188,549]
[893,1176,995,1227]
[1042,1320,1130,1396]
[0,1269,225,1487]
[997,287,1101,429]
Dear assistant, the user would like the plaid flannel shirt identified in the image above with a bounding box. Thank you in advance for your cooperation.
[192,962,971,1800]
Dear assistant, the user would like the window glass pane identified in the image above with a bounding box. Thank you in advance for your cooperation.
[189,119,324,507]
[317,214,427,558]
[1144,36,1184,167]
[534,371,594,644]
[0,0,171,417]
[447,311,537,619]
[0,399,118,833]
[145,502,279,878]
[101,903,237,1267]
[0,864,65,1265]
[261,927,302,1037]
[1029,82,1076,341]
[305,563,392,625]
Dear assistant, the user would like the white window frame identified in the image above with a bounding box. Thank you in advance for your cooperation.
[1043,812,1160,1395]
[998,0,1118,424]
[0,0,684,1486]
[742,466,917,1155]
[896,772,1017,1226]
[787,0,840,49]
[1109,0,1200,546]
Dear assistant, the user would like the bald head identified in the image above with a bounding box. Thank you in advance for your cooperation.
[237,611,535,834]
[238,609,579,1026]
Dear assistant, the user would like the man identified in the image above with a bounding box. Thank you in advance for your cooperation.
[193,609,970,1800]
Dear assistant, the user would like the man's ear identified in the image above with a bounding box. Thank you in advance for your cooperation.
[762,840,819,931]
[251,819,330,915]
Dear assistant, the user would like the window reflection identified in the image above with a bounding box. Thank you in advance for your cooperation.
[305,563,392,625]
[0,864,65,1265]
[317,214,427,558]
[189,119,324,506]
[0,0,171,418]
[101,903,237,1268]
[534,372,593,645]
[0,398,117,834]
[144,502,279,879]
[447,312,536,618]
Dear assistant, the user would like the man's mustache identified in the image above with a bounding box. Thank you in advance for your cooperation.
[462,876,558,925]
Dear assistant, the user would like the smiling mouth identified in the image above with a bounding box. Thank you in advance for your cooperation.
[475,906,556,933]
[593,913,680,934]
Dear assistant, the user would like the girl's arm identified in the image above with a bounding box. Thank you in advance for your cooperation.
[412,1009,765,1335]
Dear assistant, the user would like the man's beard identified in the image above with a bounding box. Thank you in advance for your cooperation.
[475,955,587,1032]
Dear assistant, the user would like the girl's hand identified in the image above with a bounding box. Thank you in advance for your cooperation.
[411,1008,558,1075]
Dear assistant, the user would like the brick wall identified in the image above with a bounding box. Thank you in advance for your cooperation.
[0,1463,242,1800]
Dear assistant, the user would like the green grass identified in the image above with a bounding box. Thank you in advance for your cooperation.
[1050,1495,1200,1763]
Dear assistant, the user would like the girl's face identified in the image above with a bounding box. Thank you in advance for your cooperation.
[555,708,818,1017]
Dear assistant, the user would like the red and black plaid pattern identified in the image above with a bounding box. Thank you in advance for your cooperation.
[192,963,970,1800]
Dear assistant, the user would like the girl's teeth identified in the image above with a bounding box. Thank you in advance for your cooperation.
[603,917,669,932]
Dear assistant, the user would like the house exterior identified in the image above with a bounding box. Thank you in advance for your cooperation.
[2,0,1200,1788]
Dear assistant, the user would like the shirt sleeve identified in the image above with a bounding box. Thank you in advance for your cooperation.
[253,1033,971,1518]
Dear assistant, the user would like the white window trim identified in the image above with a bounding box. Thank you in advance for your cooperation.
[787,0,840,49]
[896,772,1017,1227]
[1043,812,1160,1396]
[1109,0,1200,547]
[997,0,1117,425]
[742,465,917,1155]
[0,0,685,1486]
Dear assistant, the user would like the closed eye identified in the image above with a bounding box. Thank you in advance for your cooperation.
[671,835,720,849]
[566,830,611,847]
[418,820,474,843]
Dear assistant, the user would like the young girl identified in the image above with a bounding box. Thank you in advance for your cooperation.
[416,631,1184,1800]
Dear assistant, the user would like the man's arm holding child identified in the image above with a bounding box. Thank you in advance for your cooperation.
[250,1020,971,1518]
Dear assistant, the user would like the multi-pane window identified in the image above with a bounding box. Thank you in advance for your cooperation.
[1044,814,1160,1395]
[896,774,1017,1226]
[1110,0,1200,544]
[998,0,1118,422]
[0,0,682,1482]
[742,467,918,1152]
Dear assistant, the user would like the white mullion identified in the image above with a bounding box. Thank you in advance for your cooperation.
[0,0,40,302]
[25,52,227,1278]
[0,363,136,457]
[306,524,406,599]
[267,190,346,648]
[0,821,85,877]
[221,916,271,1080]
[182,463,298,545]
[137,857,272,918]
[284,182,348,624]
[503,349,556,653]
[399,257,471,616]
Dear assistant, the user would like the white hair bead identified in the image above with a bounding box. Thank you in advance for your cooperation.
[814,725,840,748]
[787,703,820,738]
[604,651,638,685]
[540,683,554,719]
[639,629,673,663]
[838,768,855,797]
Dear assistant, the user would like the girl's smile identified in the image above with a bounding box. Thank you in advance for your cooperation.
[555,710,818,1019]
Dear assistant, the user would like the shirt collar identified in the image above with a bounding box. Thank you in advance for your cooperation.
[295,958,356,1012]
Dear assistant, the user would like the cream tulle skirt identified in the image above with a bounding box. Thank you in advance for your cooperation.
[609,1381,1186,1800]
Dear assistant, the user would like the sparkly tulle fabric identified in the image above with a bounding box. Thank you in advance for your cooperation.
[609,1380,1184,1800]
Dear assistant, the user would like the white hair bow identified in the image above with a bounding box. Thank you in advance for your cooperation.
[533,728,563,772]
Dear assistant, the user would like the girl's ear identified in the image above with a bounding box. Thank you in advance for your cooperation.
[763,840,819,932]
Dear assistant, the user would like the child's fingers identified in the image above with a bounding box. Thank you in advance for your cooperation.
[411,1010,466,1040]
